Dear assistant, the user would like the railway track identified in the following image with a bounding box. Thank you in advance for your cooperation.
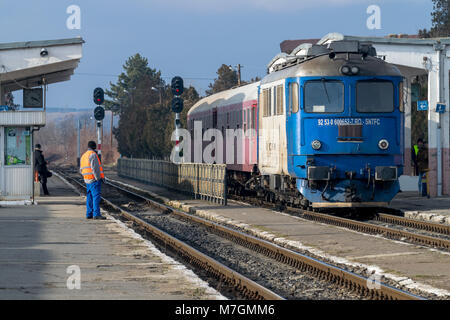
[288,208,450,251]
[232,195,450,251]
[54,170,282,300]
[55,169,423,300]
[374,213,450,236]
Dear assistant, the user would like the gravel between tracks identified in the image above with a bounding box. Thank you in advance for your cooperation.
[98,183,363,300]
[136,211,364,300]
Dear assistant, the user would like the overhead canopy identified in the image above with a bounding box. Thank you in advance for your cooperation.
[0,37,84,95]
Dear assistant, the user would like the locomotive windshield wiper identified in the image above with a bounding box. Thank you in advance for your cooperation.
[321,79,330,104]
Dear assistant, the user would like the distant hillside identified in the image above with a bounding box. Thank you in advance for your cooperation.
[45,109,118,130]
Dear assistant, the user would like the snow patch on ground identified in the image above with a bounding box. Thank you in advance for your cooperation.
[102,210,226,300]
[404,211,450,226]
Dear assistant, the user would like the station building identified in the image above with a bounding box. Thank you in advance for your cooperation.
[0,38,83,202]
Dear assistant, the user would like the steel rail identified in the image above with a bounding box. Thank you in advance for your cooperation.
[375,213,450,236]
[231,193,450,250]
[100,177,422,300]
[289,208,450,251]
[57,172,283,300]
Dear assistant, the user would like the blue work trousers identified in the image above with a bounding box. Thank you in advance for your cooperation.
[86,180,102,218]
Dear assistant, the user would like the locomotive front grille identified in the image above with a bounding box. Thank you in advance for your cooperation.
[338,125,363,141]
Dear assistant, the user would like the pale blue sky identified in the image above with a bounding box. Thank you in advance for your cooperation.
[0,0,433,109]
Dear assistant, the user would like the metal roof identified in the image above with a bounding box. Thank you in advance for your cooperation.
[0,37,84,51]
[188,82,259,116]
[318,33,450,46]
[0,37,84,93]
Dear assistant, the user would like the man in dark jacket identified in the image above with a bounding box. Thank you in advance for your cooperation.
[34,144,50,195]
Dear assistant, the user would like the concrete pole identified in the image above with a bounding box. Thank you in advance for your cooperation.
[435,44,446,196]
[77,119,81,167]
[427,54,441,197]
[237,64,241,87]
[110,111,113,150]
[443,55,450,195]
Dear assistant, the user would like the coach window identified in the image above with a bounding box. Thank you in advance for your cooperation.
[261,89,270,117]
[289,82,299,113]
[356,80,394,113]
[304,80,344,113]
[271,87,275,115]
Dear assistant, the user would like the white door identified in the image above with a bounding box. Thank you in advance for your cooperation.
[1,127,33,200]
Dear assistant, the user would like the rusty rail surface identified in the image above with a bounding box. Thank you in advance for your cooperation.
[290,209,450,251]
[57,171,282,300]
[91,176,423,300]
[375,213,450,236]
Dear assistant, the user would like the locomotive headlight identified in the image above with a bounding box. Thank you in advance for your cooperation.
[312,140,322,150]
[378,139,389,150]
[351,66,360,75]
[340,66,351,75]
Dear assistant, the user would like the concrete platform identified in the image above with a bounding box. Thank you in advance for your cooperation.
[391,191,450,225]
[107,170,450,298]
[395,175,450,224]
[0,176,223,299]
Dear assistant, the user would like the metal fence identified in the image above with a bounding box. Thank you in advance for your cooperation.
[117,158,227,205]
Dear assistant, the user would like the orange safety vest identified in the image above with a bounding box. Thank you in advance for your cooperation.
[80,150,104,181]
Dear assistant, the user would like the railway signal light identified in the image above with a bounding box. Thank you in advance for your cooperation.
[171,76,184,96]
[171,97,184,113]
[93,87,104,105]
[94,106,105,121]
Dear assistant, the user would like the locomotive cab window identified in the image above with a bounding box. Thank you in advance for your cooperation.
[356,80,394,113]
[289,82,299,113]
[304,80,344,113]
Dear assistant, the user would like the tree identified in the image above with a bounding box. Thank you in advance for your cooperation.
[105,54,200,159]
[419,0,449,37]
[5,92,19,110]
[206,64,238,95]
[105,54,167,158]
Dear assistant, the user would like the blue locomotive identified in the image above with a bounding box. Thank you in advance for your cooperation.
[188,40,404,208]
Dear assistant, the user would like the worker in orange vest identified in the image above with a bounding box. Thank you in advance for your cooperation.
[80,141,106,220]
